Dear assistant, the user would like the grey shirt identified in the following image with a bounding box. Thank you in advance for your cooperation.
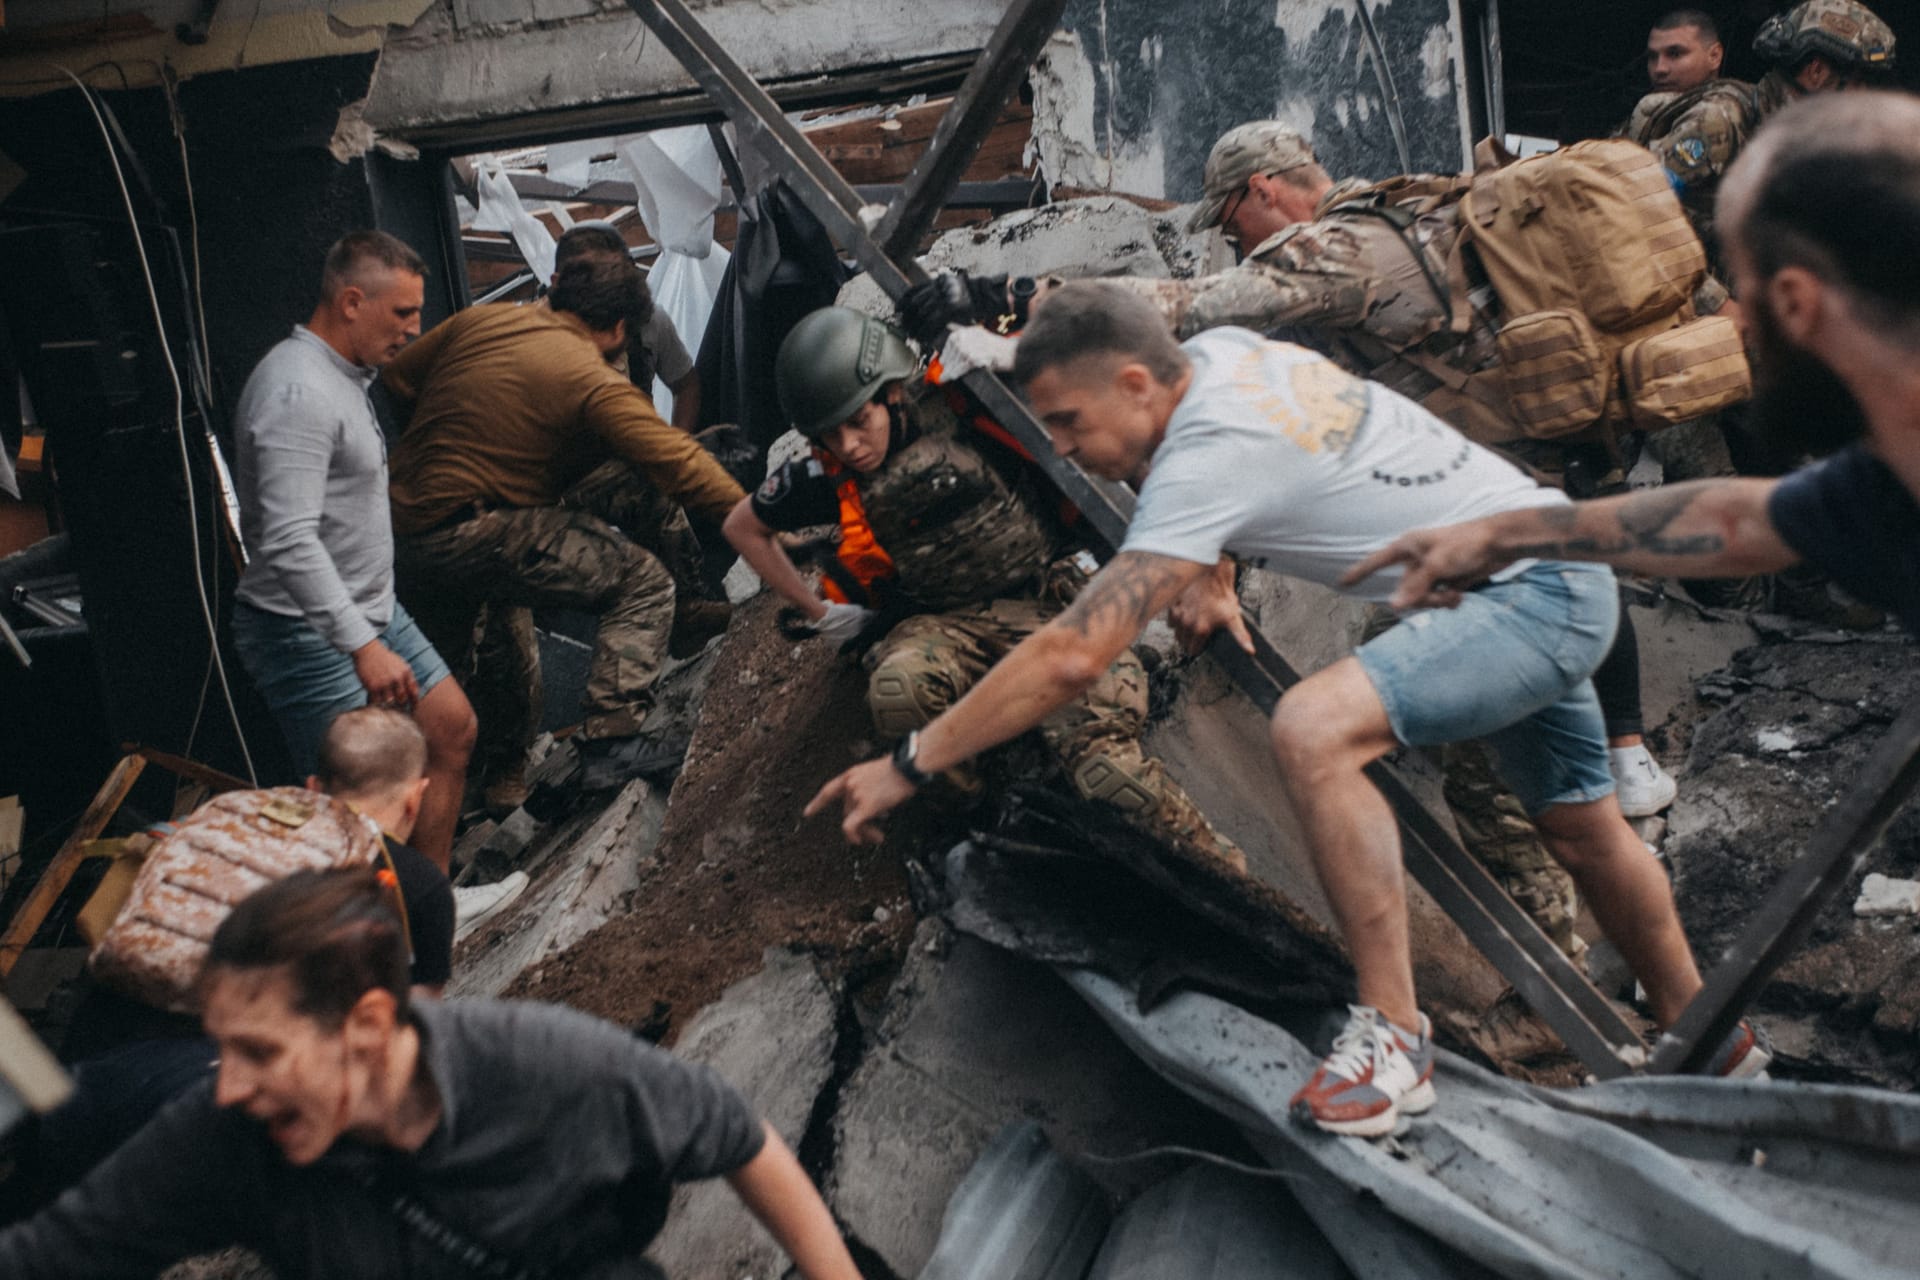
[0,998,766,1278]
[623,308,695,394]
[233,326,393,654]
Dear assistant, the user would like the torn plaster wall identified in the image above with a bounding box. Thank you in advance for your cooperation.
[362,0,1012,145]
[0,0,434,98]
[1034,0,1472,202]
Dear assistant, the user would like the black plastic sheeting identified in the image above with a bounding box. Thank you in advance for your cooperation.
[937,790,1351,1014]
[693,180,849,472]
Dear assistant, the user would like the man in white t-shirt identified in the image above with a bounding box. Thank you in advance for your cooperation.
[807,282,1768,1136]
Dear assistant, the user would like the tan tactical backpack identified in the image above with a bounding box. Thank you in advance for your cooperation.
[89,788,385,1013]
[1343,138,1750,444]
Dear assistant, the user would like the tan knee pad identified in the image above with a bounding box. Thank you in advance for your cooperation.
[1071,753,1159,815]
[868,669,939,738]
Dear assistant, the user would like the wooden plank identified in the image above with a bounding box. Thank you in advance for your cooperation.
[0,754,145,977]
[127,744,253,797]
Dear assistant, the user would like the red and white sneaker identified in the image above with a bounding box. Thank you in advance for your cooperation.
[1290,1004,1437,1137]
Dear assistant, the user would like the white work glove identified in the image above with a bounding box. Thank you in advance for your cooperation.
[810,602,879,646]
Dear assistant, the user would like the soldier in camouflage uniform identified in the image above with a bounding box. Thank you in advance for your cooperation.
[1623,1,1895,264]
[387,255,745,800]
[723,306,1244,872]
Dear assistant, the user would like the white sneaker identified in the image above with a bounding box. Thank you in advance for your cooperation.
[1609,745,1678,818]
[454,871,529,942]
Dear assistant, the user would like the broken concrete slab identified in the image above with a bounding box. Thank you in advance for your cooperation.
[367,0,1011,145]
[839,194,1209,320]
[648,948,839,1280]
[828,924,1243,1277]
[1143,654,1516,1050]
[449,777,666,998]
[1855,873,1920,918]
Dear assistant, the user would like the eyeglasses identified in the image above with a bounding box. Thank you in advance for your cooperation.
[1219,183,1254,242]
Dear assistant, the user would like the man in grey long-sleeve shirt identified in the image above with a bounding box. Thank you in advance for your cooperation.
[230,231,475,870]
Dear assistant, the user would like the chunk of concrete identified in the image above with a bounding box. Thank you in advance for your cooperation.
[829,926,1240,1278]
[1855,873,1920,918]
[450,778,665,998]
[648,949,839,1280]
[837,195,1206,319]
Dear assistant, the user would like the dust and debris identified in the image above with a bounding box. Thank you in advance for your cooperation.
[509,593,924,1042]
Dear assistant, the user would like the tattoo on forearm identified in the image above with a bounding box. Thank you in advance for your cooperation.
[1058,552,1191,638]
[1510,482,1726,562]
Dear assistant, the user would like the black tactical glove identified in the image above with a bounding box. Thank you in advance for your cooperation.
[897,270,1012,347]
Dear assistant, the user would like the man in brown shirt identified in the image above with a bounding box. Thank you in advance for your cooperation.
[386,257,744,793]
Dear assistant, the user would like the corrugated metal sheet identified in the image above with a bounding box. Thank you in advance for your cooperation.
[918,1121,1111,1280]
[1066,969,1920,1280]
[1088,1163,1351,1280]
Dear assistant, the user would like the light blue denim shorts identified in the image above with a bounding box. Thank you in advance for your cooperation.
[232,599,451,776]
[1354,561,1620,816]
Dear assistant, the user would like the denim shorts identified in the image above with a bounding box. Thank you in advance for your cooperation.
[1354,561,1620,816]
[232,600,451,776]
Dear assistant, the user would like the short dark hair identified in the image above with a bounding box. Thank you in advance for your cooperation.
[202,867,410,1028]
[1011,281,1190,388]
[321,230,425,301]
[553,221,630,272]
[1652,8,1720,44]
[1730,92,1920,348]
[315,707,426,801]
[549,255,655,333]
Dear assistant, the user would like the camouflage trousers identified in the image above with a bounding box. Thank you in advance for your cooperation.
[395,461,687,782]
[1442,740,1585,962]
[1358,607,1583,959]
[864,596,1246,872]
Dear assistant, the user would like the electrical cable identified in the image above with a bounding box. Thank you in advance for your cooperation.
[50,64,257,784]
[155,65,232,770]
[1078,1143,1328,1188]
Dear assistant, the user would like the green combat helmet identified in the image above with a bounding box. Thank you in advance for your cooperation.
[1755,0,1896,75]
[775,306,919,440]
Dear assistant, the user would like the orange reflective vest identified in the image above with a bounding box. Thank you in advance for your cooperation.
[815,450,895,606]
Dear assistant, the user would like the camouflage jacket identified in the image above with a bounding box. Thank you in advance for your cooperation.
[1111,180,1514,439]
[1622,78,1758,252]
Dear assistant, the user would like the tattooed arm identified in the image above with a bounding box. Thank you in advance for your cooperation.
[1342,479,1801,611]
[805,552,1211,843]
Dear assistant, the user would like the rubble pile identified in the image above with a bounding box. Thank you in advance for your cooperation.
[1665,622,1920,1089]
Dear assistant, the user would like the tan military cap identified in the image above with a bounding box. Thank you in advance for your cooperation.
[1187,121,1319,232]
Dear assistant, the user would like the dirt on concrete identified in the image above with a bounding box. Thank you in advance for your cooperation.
[510,594,931,1043]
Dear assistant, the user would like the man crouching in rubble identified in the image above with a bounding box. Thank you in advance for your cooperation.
[0,867,861,1278]
[808,282,1768,1137]
[724,304,1245,872]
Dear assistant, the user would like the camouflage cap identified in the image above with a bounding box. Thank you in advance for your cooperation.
[1754,0,1896,73]
[1187,122,1319,232]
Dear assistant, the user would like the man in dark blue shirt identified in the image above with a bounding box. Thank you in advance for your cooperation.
[1346,91,1920,639]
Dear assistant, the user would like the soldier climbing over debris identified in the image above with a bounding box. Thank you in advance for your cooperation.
[383,254,746,811]
[807,283,1770,1136]
[723,304,1246,874]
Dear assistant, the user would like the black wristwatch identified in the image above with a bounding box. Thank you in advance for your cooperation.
[890,730,932,788]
